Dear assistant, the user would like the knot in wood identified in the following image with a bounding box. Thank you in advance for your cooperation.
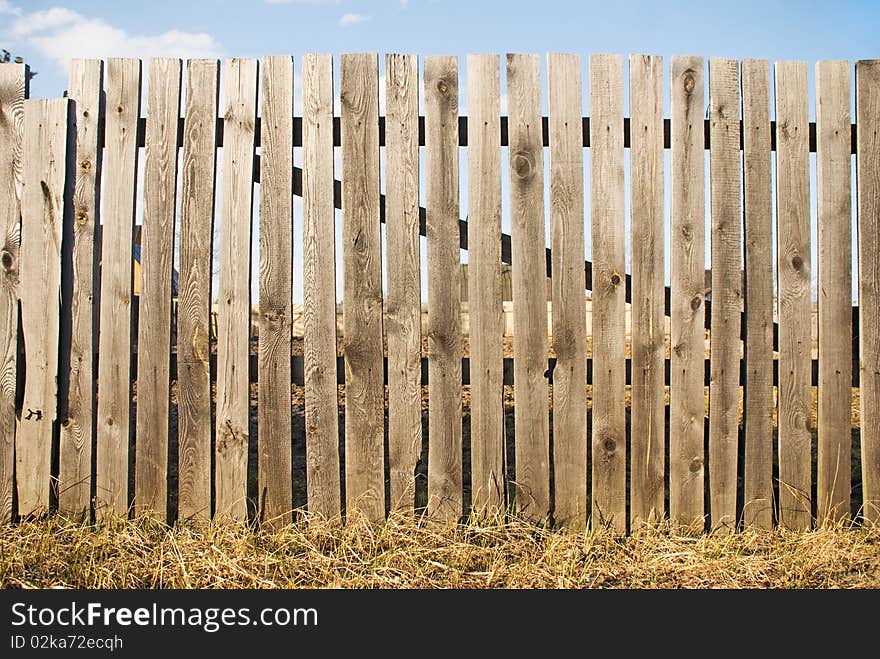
[116,104,124,113]
[1,250,13,271]
[436,80,449,95]
[82,110,90,118]
[683,73,696,93]
[689,456,702,473]
[512,150,534,180]
[602,435,617,453]
[610,273,621,287]
[690,295,702,311]
[791,255,803,271]
[81,159,91,172]
[76,210,89,226]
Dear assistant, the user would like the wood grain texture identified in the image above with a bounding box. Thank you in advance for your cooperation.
[589,54,626,533]
[341,53,384,522]
[176,59,219,521]
[385,53,421,514]
[96,58,141,518]
[507,53,549,522]
[302,53,340,519]
[741,59,774,530]
[547,52,586,528]
[17,99,69,515]
[816,60,852,523]
[629,54,665,526]
[216,58,258,520]
[466,54,505,515]
[858,60,880,526]
[0,63,25,522]
[775,61,813,530]
[258,55,293,525]
[134,58,181,518]
[670,55,705,529]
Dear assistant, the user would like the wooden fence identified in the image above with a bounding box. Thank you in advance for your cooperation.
[0,53,878,534]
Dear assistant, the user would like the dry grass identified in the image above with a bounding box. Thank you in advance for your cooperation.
[1,513,878,589]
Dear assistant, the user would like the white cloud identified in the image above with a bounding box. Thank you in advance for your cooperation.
[0,0,22,16]
[339,13,370,27]
[11,8,80,37]
[400,0,410,8]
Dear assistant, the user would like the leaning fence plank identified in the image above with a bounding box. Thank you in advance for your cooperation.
[590,53,626,533]
[816,60,852,524]
[134,58,181,518]
[741,59,774,530]
[177,59,219,521]
[341,53,384,522]
[775,61,813,530]
[258,55,294,525]
[507,53,550,522]
[0,63,25,522]
[96,58,141,518]
[17,99,69,515]
[548,52,587,528]
[302,53,341,519]
[629,54,665,527]
[216,58,258,520]
[670,55,705,529]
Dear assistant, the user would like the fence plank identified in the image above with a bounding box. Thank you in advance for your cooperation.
[134,58,181,518]
[775,61,813,530]
[0,63,25,522]
[302,54,341,519]
[17,99,69,515]
[629,54,665,526]
[96,58,141,517]
[548,52,587,528]
[341,53,384,522]
[858,60,880,526]
[177,59,219,521]
[258,55,294,525]
[216,58,258,520]
[507,53,550,522]
[670,55,705,529]
[590,53,626,532]
[466,54,505,515]
[741,59,774,530]
[816,60,852,524]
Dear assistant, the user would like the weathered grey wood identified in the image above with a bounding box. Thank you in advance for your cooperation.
[708,57,741,533]
[629,54,665,527]
[302,53,341,519]
[816,60,852,524]
[341,53,384,522]
[385,53,421,514]
[18,99,69,515]
[96,58,141,517]
[858,60,880,526]
[177,59,219,521]
[258,55,293,525]
[0,63,25,522]
[741,59,774,530]
[775,61,813,530]
[216,58,258,520]
[590,53,626,533]
[670,55,705,529]
[507,53,549,522]
[548,52,586,528]
[466,54,505,516]
[134,58,181,518]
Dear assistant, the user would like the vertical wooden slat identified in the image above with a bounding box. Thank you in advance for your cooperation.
[302,53,341,519]
[341,53,384,522]
[177,59,219,521]
[548,52,587,528]
[385,53,421,514]
[258,55,294,524]
[670,55,705,528]
[629,54,665,526]
[507,53,550,522]
[216,58,258,520]
[0,63,26,522]
[466,54,505,515]
[741,59,774,530]
[134,58,181,518]
[96,58,141,517]
[589,53,626,533]
[816,60,852,523]
[17,99,69,515]
[775,61,813,530]
[858,60,880,526]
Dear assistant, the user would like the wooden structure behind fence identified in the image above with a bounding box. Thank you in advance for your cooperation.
[0,53,878,533]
